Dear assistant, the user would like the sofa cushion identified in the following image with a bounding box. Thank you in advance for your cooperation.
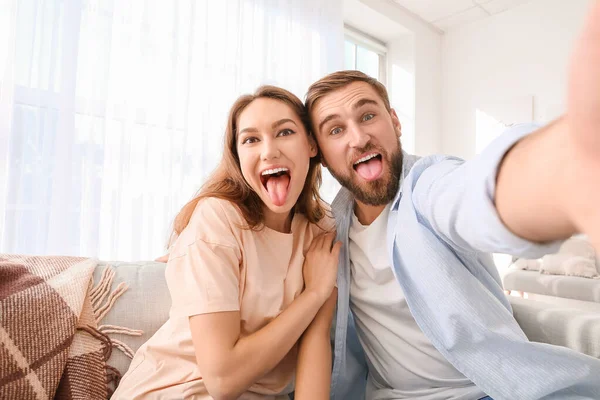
[93,261,170,377]
[510,296,600,359]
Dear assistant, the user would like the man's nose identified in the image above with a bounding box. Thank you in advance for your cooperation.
[261,138,280,160]
[347,122,370,149]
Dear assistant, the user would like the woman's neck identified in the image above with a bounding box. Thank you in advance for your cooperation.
[262,208,293,233]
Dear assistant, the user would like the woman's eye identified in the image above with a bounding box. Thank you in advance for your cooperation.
[278,128,295,137]
[242,137,258,144]
[330,127,342,136]
[362,113,375,122]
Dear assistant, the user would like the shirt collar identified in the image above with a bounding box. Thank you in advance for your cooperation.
[391,150,412,211]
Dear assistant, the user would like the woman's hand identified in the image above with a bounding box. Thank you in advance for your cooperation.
[302,232,341,302]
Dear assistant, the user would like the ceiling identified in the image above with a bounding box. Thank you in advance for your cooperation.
[392,0,534,32]
[344,0,411,42]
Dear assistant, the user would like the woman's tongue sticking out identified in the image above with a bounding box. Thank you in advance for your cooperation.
[265,174,290,206]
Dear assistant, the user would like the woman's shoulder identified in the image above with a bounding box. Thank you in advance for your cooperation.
[319,204,336,231]
[190,197,246,226]
[181,197,247,246]
[303,203,336,236]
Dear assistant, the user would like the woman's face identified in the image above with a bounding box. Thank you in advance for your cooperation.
[236,98,317,217]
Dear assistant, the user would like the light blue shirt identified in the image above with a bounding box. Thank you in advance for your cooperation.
[329,124,600,400]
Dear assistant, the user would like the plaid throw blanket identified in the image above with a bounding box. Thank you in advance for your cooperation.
[0,254,107,399]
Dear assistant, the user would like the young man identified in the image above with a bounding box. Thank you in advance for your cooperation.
[305,3,600,400]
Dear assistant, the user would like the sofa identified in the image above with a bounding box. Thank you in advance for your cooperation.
[501,236,600,307]
[98,260,600,383]
[502,268,600,304]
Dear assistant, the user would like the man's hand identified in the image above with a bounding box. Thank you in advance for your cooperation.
[568,1,600,150]
[566,1,600,251]
[495,3,600,251]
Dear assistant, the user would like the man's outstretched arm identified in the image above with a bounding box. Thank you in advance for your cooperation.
[496,2,600,250]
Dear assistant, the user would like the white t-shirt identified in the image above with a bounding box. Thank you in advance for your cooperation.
[349,204,486,400]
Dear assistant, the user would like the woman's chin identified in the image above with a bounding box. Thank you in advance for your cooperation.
[263,200,293,214]
[260,192,298,215]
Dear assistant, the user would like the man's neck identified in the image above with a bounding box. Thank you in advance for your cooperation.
[354,201,387,225]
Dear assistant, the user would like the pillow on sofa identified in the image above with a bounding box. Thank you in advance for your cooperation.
[540,254,600,279]
[538,237,599,279]
[509,236,599,278]
[512,258,541,271]
[93,261,171,379]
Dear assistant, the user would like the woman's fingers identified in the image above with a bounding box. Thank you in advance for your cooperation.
[331,240,342,258]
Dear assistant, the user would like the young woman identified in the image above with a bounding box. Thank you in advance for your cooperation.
[113,86,339,400]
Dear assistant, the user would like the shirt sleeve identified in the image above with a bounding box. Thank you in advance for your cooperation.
[165,198,243,318]
[410,123,563,258]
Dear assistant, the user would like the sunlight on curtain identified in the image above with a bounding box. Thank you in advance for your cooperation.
[0,0,343,260]
[0,0,18,245]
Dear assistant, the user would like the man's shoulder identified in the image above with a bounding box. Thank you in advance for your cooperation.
[403,153,465,185]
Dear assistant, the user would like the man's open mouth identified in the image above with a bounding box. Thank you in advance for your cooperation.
[353,153,383,181]
[260,167,291,207]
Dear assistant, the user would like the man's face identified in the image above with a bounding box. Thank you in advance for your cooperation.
[311,81,403,206]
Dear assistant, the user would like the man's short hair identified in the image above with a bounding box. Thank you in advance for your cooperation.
[305,70,392,118]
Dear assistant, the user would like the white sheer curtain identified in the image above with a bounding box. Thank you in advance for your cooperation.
[0,0,343,260]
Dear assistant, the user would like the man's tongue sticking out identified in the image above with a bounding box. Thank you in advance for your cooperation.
[355,157,382,181]
[265,175,290,206]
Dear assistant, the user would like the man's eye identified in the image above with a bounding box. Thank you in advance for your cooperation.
[330,127,342,136]
[362,113,375,122]
[278,129,295,137]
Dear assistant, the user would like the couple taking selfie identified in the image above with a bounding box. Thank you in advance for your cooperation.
[114,3,600,399]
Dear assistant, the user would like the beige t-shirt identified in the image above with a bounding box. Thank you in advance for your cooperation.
[113,197,333,400]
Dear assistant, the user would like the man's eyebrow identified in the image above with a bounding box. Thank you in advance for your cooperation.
[316,98,379,134]
[317,114,340,134]
[353,98,378,110]
[272,118,297,129]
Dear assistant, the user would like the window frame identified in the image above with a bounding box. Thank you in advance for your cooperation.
[344,24,387,85]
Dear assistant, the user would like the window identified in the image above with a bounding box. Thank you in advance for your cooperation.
[343,25,386,84]
[0,0,344,259]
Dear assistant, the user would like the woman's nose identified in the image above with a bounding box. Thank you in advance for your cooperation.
[261,138,281,160]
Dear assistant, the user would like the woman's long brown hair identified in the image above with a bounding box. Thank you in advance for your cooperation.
[169,86,325,245]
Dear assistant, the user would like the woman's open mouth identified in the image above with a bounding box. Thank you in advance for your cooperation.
[260,167,291,207]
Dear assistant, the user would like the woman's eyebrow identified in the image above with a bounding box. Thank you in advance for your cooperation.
[238,126,258,136]
[272,118,298,129]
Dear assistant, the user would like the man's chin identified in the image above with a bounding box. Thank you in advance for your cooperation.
[327,147,403,206]
[340,174,396,206]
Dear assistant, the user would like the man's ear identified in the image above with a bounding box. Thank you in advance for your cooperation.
[308,133,327,168]
[390,109,402,138]
[308,133,318,158]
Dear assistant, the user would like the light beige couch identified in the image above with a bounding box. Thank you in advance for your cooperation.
[97,261,600,381]
[502,268,600,304]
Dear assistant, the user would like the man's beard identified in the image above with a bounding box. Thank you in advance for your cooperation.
[327,143,403,206]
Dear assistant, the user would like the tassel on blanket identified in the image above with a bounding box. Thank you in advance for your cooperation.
[89,265,146,395]
[77,325,121,396]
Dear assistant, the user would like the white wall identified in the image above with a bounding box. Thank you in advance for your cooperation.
[348,0,443,155]
[442,0,593,159]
